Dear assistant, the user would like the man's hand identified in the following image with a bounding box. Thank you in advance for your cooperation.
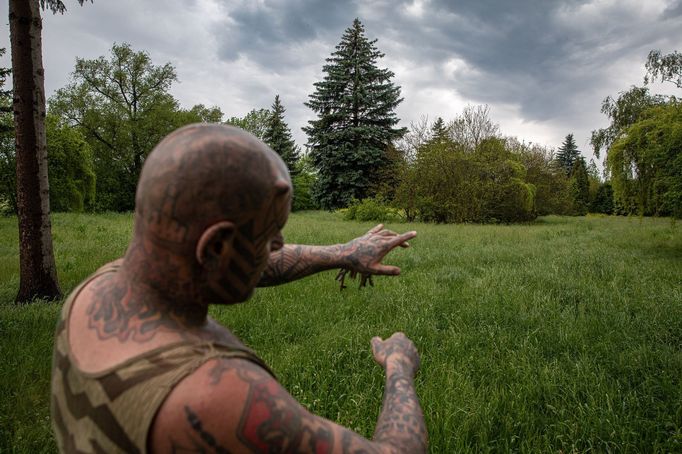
[371,332,420,377]
[337,224,417,289]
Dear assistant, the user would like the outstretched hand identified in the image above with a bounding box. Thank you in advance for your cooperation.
[336,224,416,289]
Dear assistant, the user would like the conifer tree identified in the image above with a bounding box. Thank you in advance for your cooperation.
[556,133,581,175]
[304,18,406,209]
[263,95,299,176]
[429,117,449,145]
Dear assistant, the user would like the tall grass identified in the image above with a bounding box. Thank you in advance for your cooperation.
[1,212,680,452]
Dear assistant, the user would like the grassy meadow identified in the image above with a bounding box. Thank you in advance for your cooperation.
[1,211,681,452]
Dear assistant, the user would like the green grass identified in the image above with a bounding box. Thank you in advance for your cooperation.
[1,212,681,452]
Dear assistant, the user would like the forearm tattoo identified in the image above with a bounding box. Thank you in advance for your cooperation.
[179,359,426,453]
[373,367,427,453]
[258,244,344,286]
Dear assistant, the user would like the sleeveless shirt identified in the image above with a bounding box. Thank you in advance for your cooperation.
[50,263,274,454]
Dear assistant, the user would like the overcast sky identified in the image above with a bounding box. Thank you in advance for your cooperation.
[2,0,681,162]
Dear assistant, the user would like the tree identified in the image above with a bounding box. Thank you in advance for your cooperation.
[590,86,665,158]
[291,154,318,211]
[9,0,91,301]
[304,18,406,210]
[448,104,500,152]
[429,117,449,145]
[49,43,180,211]
[225,108,271,140]
[263,95,299,175]
[555,134,581,175]
[645,49,682,89]
[607,102,682,218]
[570,157,590,215]
[46,115,95,212]
[590,182,614,214]
[509,138,573,216]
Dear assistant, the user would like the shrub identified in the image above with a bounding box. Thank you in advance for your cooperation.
[343,197,401,222]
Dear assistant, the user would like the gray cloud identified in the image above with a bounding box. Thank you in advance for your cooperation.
[1,0,680,157]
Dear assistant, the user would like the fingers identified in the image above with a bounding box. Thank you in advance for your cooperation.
[368,224,384,234]
[389,231,417,248]
[369,263,401,276]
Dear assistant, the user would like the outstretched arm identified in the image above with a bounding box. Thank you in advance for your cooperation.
[150,333,427,453]
[258,224,417,287]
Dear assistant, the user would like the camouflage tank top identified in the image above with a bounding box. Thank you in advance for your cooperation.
[50,263,274,453]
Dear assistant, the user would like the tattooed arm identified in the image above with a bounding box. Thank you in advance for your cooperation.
[149,332,427,453]
[258,224,417,287]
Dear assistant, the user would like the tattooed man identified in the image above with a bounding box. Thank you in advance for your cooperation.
[51,124,427,453]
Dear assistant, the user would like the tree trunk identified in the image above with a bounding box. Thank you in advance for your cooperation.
[9,0,61,302]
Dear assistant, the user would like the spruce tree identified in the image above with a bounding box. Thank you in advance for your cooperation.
[303,18,406,210]
[263,95,299,176]
[429,117,449,145]
[556,133,581,175]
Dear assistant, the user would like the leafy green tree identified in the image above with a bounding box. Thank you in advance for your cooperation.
[397,136,536,223]
[50,43,181,211]
[225,109,271,140]
[263,95,299,176]
[556,133,581,175]
[591,86,666,158]
[607,102,682,217]
[304,18,406,210]
[509,138,573,216]
[645,49,682,89]
[184,104,223,123]
[590,182,614,214]
[570,157,590,215]
[46,115,95,212]
[291,154,318,211]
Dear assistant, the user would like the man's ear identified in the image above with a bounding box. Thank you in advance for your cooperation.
[196,221,235,270]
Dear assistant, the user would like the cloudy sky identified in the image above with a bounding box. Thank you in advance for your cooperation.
[2,0,681,162]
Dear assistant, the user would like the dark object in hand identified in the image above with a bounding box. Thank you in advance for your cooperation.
[336,268,374,290]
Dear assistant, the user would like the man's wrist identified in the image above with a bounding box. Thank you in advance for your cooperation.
[385,355,417,379]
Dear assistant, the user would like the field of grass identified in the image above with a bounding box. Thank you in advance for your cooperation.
[1,211,681,452]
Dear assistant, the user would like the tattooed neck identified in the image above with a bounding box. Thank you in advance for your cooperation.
[86,269,208,343]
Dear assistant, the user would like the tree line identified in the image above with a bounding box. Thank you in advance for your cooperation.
[3,5,680,301]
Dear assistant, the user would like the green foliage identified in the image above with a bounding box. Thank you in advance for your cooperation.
[645,49,682,89]
[48,43,215,211]
[555,133,581,175]
[607,102,682,218]
[304,18,406,210]
[511,139,574,216]
[225,108,271,140]
[263,95,299,176]
[591,86,666,158]
[2,213,682,452]
[39,0,90,15]
[182,104,223,123]
[395,135,537,223]
[291,155,318,211]
[590,182,614,214]
[45,116,95,212]
[0,50,15,215]
[343,197,400,222]
[570,157,590,215]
